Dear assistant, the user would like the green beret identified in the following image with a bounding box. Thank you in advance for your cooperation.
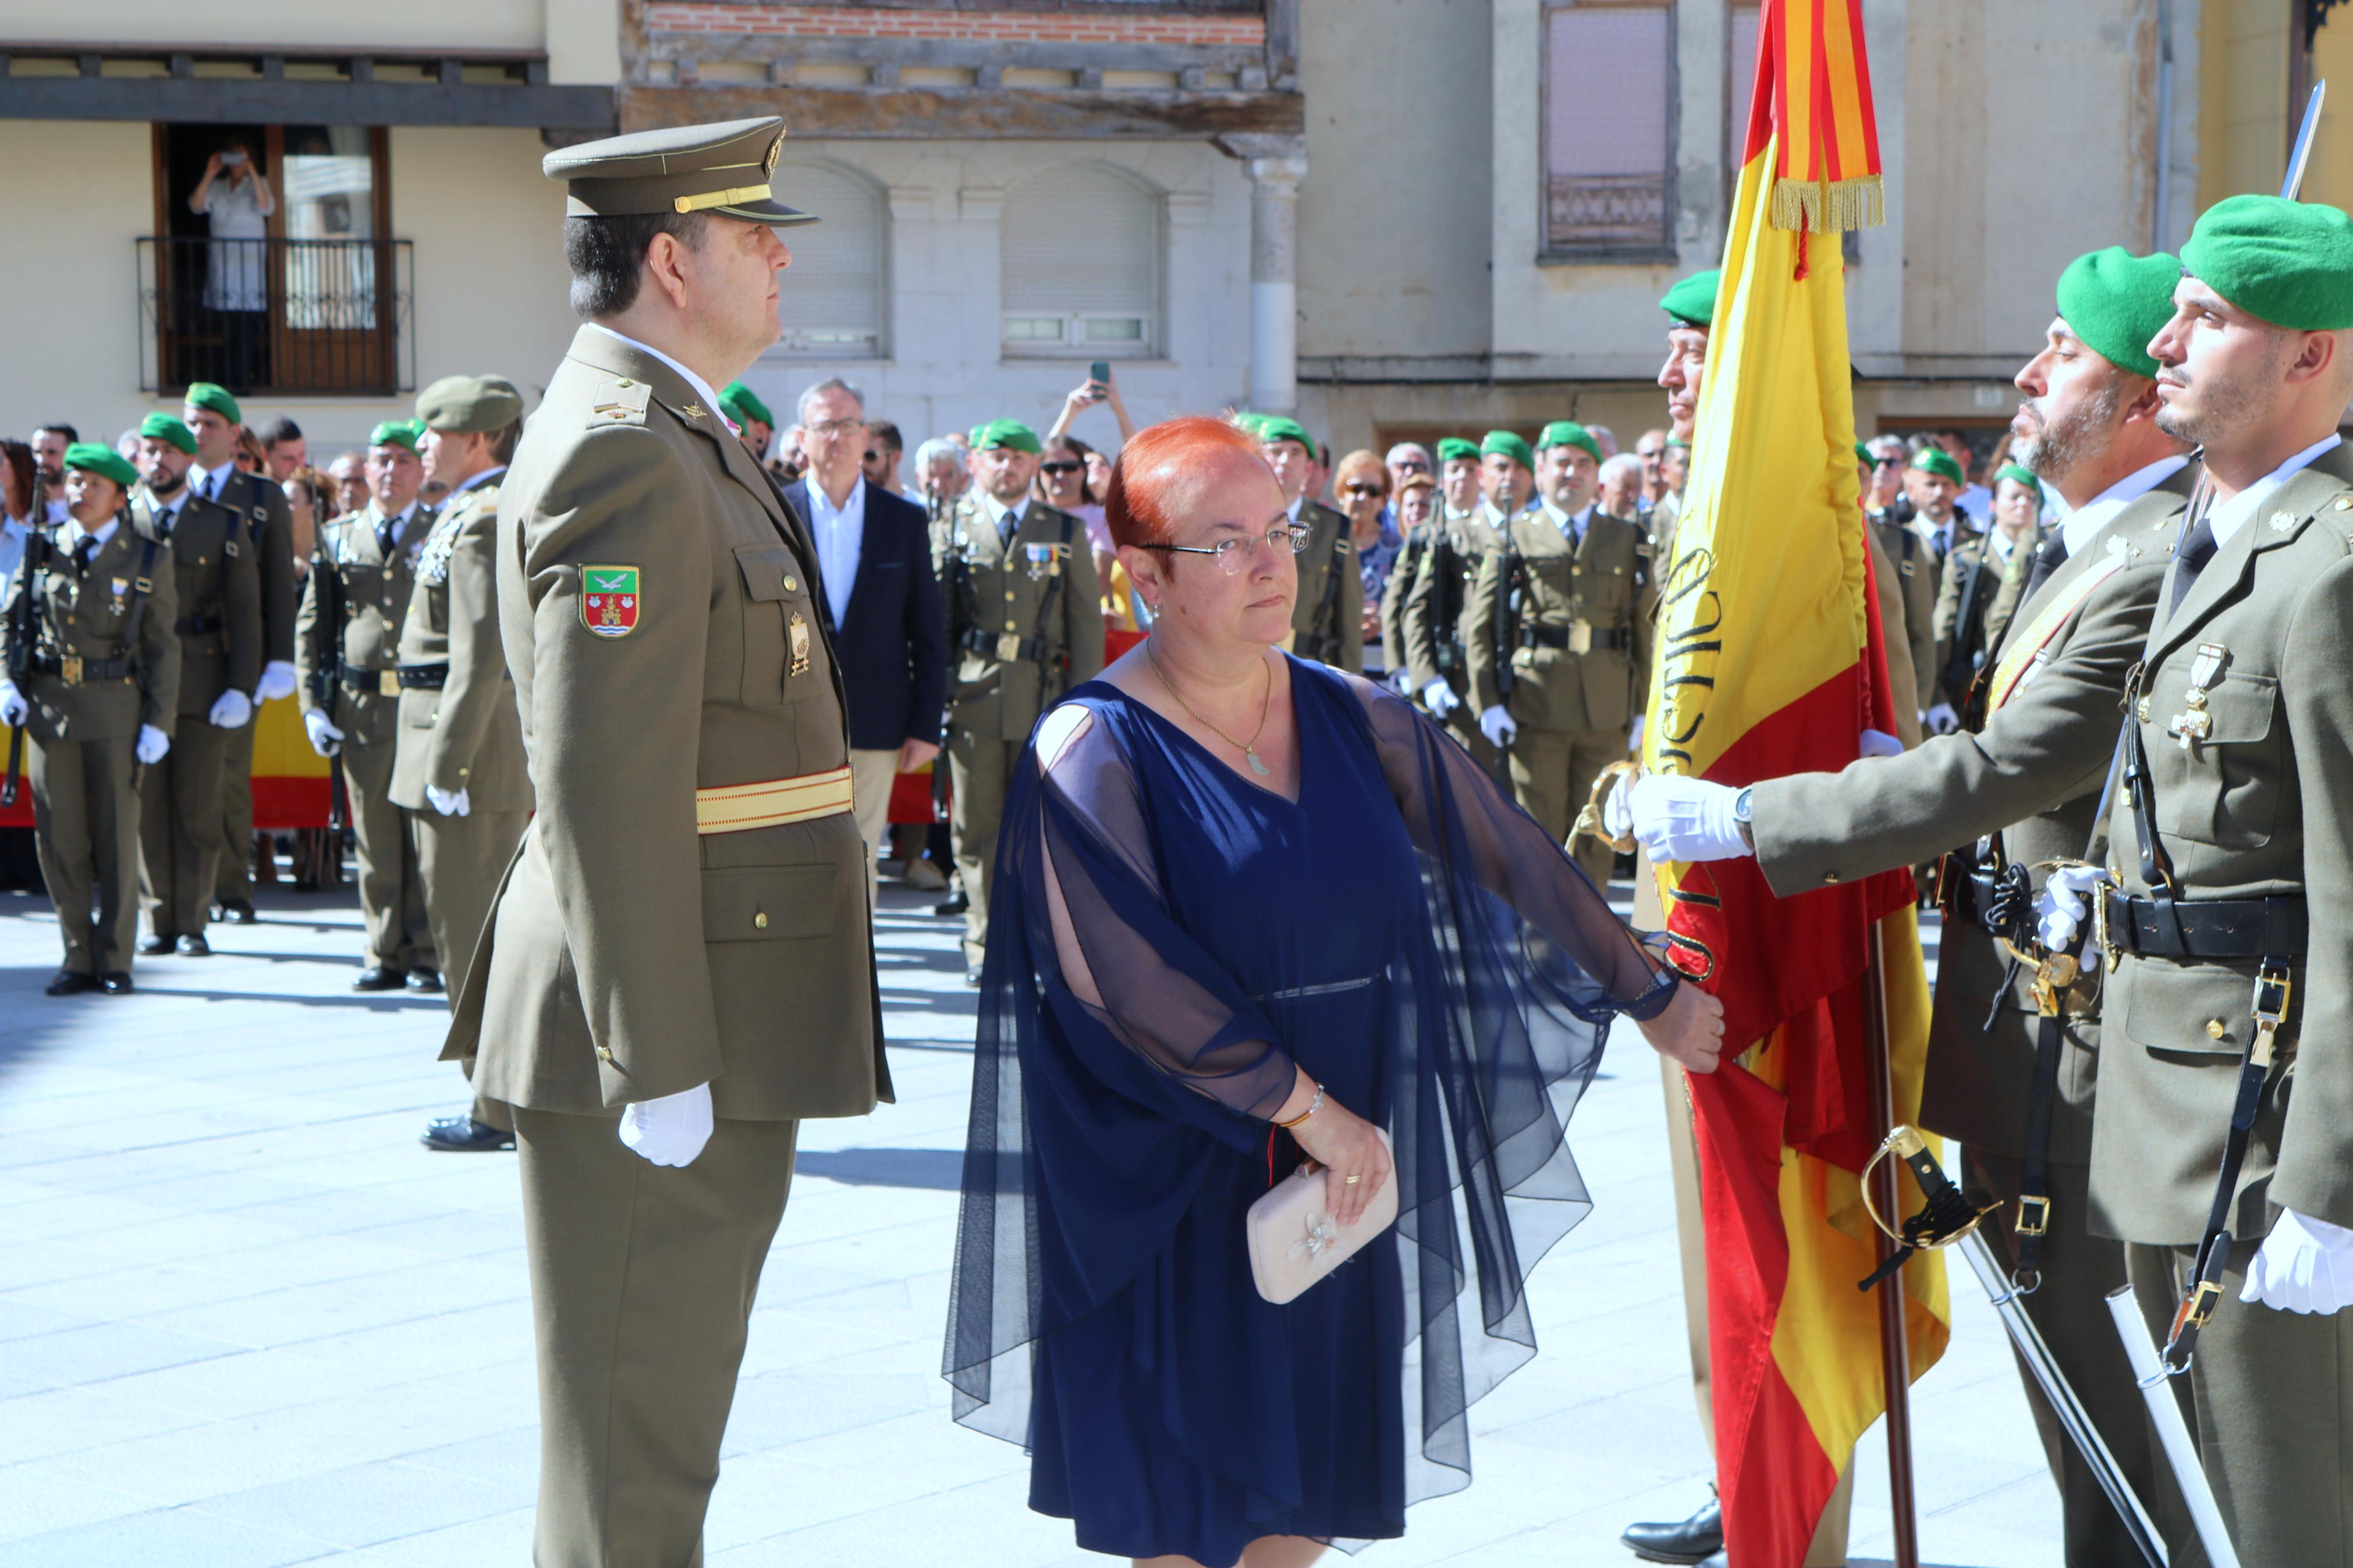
[1994,463,2042,492]
[139,413,197,454]
[1536,421,1602,463]
[973,419,1042,456]
[1854,442,1873,465]
[182,382,242,423]
[417,375,524,435]
[63,442,137,490]
[1435,437,1480,464]
[1665,435,1690,450]
[1908,447,1965,484]
[2181,194,2353,330]
[1481,430,1536,471]
[718,381,774,430]
[1255,415,1312,450]
[2053,247,2180,380]
[370,420,423,453]
[1660,269,1722,328]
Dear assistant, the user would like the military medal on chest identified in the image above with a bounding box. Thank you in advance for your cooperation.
[2167,642,2229,753]
[1024,542,1061,582]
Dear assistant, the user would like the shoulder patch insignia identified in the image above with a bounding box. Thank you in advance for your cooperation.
[581,564,641,638]
[591,378,654,428]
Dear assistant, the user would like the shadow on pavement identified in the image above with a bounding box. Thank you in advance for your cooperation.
[797,1146,964,1190]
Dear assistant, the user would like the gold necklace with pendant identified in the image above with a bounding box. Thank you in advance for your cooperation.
[1145,641,1273,777]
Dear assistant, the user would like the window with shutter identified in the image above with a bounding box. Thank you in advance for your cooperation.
[771,162,884,358]
[1540,0,1677,259]
[1001,163,1159,358]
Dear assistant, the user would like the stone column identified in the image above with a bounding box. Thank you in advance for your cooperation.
[1219,134,1308,414]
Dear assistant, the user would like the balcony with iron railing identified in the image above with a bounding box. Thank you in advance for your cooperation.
[137,236,416,397]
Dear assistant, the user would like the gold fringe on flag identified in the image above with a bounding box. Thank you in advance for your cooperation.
[1770,174,1884,234]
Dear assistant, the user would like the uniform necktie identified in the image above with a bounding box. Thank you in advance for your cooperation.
[998,504,1017,546]
[2170,510,2217,612]
[2020,534,2068,602]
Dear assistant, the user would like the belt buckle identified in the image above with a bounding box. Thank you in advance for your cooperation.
[2015,1194,2051,1238]
[379,669,401,697]
[996,632,1021,662]
[2185,1276,2224,1331]
[2093,884,2120,972]
[1566,620,1593,656]
[59,655,82,685]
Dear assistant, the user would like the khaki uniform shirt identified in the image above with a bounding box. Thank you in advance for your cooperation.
[296,501,435,746]
[1287,498,1362,673]
[1464,504,1658,734]
[389,476,532,813]
[935,494,1105,742]
[136,489,261,717]
[2,522,180,744]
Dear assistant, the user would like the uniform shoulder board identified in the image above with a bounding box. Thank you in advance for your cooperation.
[589,376,655,429]
[252,503,269,522]
[225,538,239,557]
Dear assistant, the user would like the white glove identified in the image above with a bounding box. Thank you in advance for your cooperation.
[0,680,26,729]
[1422,678,1460,718]
[1628,774,1751,863]
[1478,704,1517,748]
[1924,702,1960,735]
[425,783,471,817]
[135,725,171,766]
[618,1081,715,1168]
[2035,865,2111,972]
[1627,713,1645,754]
[1602,773,1636,841]
[254,660,298,703]
[304,709,344,758]
[1860,728,1903,758]
[2242,1208,2353,1315]
[207,689,253,730]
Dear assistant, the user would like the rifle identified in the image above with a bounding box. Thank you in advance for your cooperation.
[934,492,964,824]
[309,524,349,834]
[1490,475,1522,738]
[2,482,49,808]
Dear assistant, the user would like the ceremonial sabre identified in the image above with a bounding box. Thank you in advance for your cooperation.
[2107,1287,2242,1568]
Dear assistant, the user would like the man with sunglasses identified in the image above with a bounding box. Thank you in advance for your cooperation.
[1255,415,1360,674]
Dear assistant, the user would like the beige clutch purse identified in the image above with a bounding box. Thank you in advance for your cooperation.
[1245,1130,1398,1305]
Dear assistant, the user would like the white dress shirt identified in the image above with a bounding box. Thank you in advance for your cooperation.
[804,476,867,631]
[63,516,120,557]
[2053,453,2190,557]
[1541,500,1591,547]
[983,492,1028,542]
[2207,433,2343,550]
[582,323,729,428]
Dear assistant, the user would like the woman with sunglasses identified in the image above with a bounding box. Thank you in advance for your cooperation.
[1330,450,1399,682]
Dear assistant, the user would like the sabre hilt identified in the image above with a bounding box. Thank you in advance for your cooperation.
[1858,1125,2003,1293]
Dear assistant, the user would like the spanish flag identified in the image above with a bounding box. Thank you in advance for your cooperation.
[1,700,328,830]
[1642,3,1948,1563]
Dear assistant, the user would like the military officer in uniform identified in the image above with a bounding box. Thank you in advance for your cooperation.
[1377,471,1434,698]
[130,413,260,958]
[1435,434,1483,527]
[2035,197,2353,1565]
[936,418,1103,981]
[1870,461,1943,736]
[441,116,891,1565]
[0,444,179,995]
[1624,247,2201,1566]
[1463,423,1652,884]
[1256,415,1360,672]
[1400,435,1510,773]
[182,383,296,924]
[718,379,776,461]
[391,376,534,1154]
[297,421,438,991]
[1933,460,2045,724]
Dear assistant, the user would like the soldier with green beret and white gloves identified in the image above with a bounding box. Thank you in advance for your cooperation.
[1254,414,1360,673]
[1,443,180,994]
[1399,434,1507,774]
[296,418,438,991]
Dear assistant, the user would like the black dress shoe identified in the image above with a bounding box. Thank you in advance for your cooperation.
[1621,1495,1722,1565]
[420,1114,516,1152]
[351,965,406,992]
[98,972,135,995]
[45,969,97,997]
[933,890,968,917]
[137,934,177,956]
[219,898,258,925]
[404,967,443,994]
[175,934,211,957]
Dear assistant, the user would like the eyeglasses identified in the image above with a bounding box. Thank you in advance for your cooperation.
[1140,522,1311,573]
[1039,461,1084,476]
[862,450,881,463]
[804,418,861,439]
[1343,483,1385,498]
[1390,458,1430,474]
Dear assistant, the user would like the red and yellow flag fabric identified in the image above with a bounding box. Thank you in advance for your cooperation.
[2,698,332,830]
[1641,3,1947,1563]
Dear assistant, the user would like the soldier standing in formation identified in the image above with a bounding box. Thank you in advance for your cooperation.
[180,383,296,924]
[391,376,533,1154]
[1871,454,1942,734]
[1378,469,1435,696]
[1255,415,1361,672]
[1465,423,1653,886]
[1932,460,2043,723]
[1,444,179,995]
[718,379,776,463]
[130,413,260,958]
[297,421,438,991]
[442,116,891,1562]
[1400,433,1509,774]
[935,419,1103,982]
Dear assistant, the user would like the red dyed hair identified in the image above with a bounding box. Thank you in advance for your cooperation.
[1103,415,1272,550]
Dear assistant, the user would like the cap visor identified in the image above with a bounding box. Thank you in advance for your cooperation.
[715,197,819,227]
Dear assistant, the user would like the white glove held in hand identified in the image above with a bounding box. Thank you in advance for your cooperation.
[254,660,298,703]
[135,725,171,766]
[2035,865,2111,971]
[619,1082,715,1168]
[1421,678,1460,719]
[2242,1208,2353,1315]
[1860,728,1903,758]
[1478,705,1517,749]
[208,689,253,730]
[1630,774,1750,863]
[304,709,344,758]
[0,680,26,729]
[1602,774,1635,842]
[1924,702,1960,735]
[425,784,470,817]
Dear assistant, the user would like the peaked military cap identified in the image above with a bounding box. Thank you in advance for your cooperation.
[544,116,815,227]
[63,441,137,490]
[417,375,524,435]
[183,382,242,423]
[139,413,197,454]
[1435,437,1479,464]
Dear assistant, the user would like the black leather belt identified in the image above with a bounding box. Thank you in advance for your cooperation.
[175,613,222,636]
[337,663,402,696]
[2101,891,2308,960]
[26,652,131,683]
[395,663,449,690]
[1524,623,1634,652]
[960,627,1061,664]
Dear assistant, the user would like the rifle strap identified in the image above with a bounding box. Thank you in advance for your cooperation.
[119,539,163,662]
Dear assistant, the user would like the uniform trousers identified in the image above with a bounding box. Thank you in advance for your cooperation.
[414,806,527,1132]
[2126,1237,2353,1566]
[1964,1150,2199,1567]
[340,728,434,972]
[214,712,258,906]
[1505,724,1621,885]
[949,732,1022,970]
[139,717,230,939]
[516,1108,797,1568]
[849,746,900,908]
[31,733,141,976]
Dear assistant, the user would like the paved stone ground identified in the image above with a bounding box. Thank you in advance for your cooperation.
[0,869,2064,1566]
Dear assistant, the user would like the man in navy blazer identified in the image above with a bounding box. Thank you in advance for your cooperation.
[784,379,947,897]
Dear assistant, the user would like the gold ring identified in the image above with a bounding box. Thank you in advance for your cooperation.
[1344,1174,1362,1185]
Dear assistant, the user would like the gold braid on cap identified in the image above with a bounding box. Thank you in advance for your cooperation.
[670,133,784,215]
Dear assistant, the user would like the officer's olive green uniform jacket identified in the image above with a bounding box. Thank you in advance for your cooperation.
[1463,505,1656,733]
[136,490,261,718]
[204,467,296,668]
[1399,509,1504,702]
[443,325,888,1122]
[1378,521,1428,687]
[1287,497,1361,673]
[5,524,180,744]
[2095,456,2353,1244]
[1932,525,2038,709]
[1871,512,1940,713]
[388,479,530,812]
[935,494,1104,741]
[1750,474,2191,1160]
[295,502,434,745]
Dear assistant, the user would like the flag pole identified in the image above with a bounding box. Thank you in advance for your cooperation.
[1862,920,1922,1568]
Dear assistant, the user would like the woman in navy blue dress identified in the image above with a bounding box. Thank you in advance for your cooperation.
[945,417,1725,1568]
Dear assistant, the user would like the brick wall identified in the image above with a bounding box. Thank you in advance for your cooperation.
[644,4,1266,46]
